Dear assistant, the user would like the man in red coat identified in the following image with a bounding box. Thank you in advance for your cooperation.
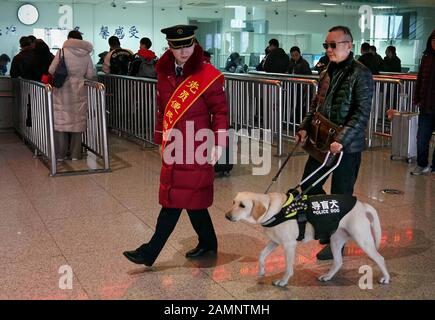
[123,25,229,266]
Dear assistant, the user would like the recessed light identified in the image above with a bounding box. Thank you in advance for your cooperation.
[125,1,147,4]
[373,6,395,9]
[305,9,324,13]
[320,3,338,6]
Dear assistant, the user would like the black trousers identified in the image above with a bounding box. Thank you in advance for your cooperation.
[137,207,217,264]
[300,152,362,196]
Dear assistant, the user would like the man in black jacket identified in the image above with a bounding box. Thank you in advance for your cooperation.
[296,26,374,260]
[263,39,289,74]
[10,36,34,80]
[288,46,312,75]
[358,42,379,74]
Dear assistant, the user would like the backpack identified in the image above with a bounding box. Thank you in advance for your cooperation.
[129,56,157,78]
[110,48,133,75]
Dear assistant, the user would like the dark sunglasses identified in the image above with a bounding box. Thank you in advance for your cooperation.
[322,41,350,49]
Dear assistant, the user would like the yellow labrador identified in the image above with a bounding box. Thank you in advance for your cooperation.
[225,192,390,287]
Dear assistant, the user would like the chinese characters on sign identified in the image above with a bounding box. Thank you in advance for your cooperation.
[99,25,142,40]
[0,25,18,37]
[311,200,340,215]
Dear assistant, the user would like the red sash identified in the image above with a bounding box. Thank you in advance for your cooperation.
[162,63,223,150]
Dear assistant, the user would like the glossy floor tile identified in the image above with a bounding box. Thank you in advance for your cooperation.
[0,132,433,300]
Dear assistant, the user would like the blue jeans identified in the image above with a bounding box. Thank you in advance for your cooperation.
[416,113,435,169]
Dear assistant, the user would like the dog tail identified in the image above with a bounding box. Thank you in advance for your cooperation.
[365,203,382,249]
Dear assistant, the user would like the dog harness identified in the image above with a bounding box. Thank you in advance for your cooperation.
[261,193,357,241]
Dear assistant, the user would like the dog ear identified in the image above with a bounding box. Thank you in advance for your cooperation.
[251,200,267,221]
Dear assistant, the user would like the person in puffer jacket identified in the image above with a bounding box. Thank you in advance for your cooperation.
[296,26,374,261]
[410,29,435,176]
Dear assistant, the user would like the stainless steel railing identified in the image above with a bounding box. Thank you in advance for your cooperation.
[14,78,110,176]
[223,73,284,155]
[83,80,110,171]
[99,73,157,146]
[98,71,417,155]
[15,79,57,174]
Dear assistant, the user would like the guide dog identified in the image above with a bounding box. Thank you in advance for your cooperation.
[225,192,390,287]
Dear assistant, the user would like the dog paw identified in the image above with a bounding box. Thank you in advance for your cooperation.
[318,274,332,282]
[378,277,390,285]
[272,279,288,287]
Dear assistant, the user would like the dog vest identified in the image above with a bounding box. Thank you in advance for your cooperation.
[261,194,357,241]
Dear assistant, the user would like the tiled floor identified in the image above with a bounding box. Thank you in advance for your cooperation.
[0,132,433,300]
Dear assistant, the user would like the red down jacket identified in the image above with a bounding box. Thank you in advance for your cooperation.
[154,44,229,209]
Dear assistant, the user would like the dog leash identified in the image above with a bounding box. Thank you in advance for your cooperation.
[264,142,300,194]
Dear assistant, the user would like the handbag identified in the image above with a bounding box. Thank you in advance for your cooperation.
[302,111,342,165]
[52,49,68,88]
[301,64,352,166]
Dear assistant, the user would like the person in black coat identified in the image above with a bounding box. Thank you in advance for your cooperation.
[296,26,374,261]
[381,46,401,72]
[10,36,35,80]
[263,38,289,74]
[288,46,312,75]
[358,42,379,74]
[31,39,54,81]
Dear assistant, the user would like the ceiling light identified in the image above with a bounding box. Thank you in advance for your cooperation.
[125,1,147,3]
[373,6,395,9]
[320,3,337,6]
[305,9,324,13]
[224,5,245,8]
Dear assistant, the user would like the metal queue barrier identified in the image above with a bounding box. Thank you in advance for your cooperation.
[14,78,110,176]
[83,80,110,171]
[98,74,157,147]
[223,74,284,155]
[97,72,417,156]
[15,79,57,173]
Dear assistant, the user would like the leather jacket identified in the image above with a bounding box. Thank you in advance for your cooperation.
[300,52,374,153]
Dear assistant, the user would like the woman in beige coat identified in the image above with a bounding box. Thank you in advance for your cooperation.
[49,30,95,161]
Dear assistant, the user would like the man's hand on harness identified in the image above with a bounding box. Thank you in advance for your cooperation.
[330,141,343,154]
[295,130,307,145]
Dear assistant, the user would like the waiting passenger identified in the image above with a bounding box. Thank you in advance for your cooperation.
[381,46,401,73]
[358,42,379,74]
[256,46,270,71]
[224,52,247,73]
[128,37,158,78]
[102,36,133,75]
[31,39,54,82]
[288,46,312,75]
[263,38,289,74]
[48,30,95,161]
[0,54,10,76]
[10,36,34,80]
[369,45,383,71]
[411,29,435,175]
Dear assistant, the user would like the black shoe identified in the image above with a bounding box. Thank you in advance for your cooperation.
[123,250,153,266]
[185,247,217,258]
[316,245,345,261]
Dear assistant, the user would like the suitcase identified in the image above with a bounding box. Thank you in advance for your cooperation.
[214,127,235,177]
[390,111,418,163]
